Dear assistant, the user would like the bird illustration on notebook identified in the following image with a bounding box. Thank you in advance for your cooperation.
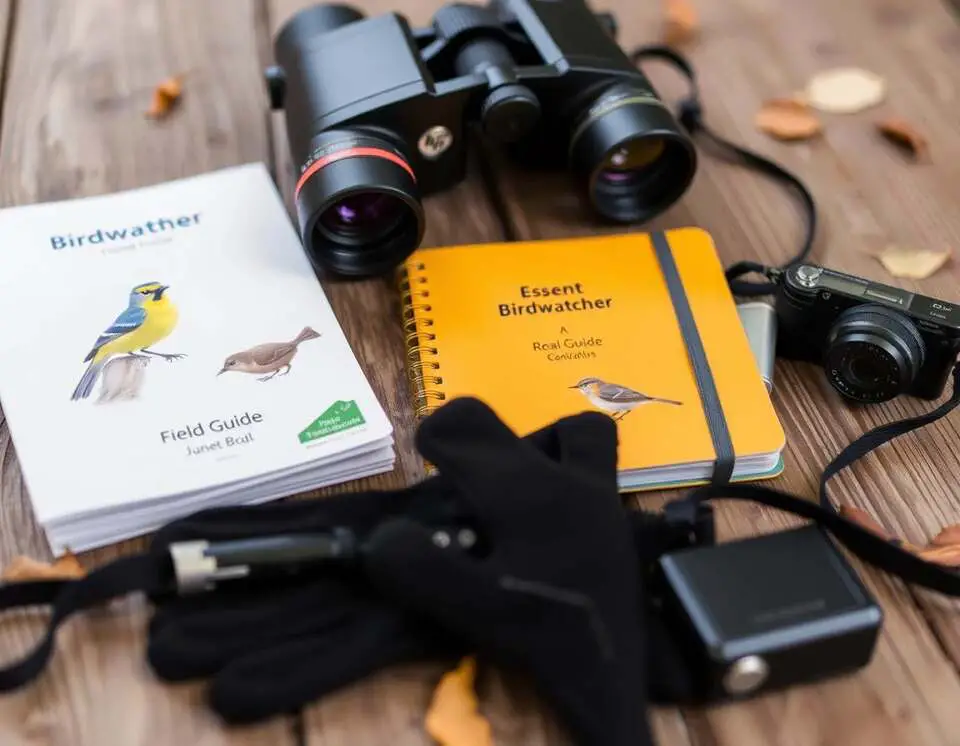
[570,377,682,421]
[217,326,321,381]
[71,281,184,401]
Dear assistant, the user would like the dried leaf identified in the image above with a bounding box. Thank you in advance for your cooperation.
[916,544,960,567]
[425,657,493,746]
[2,550,86,581]
[875,244,952,279]
[930,524,960,547]
[146,75,184,119]
[755,98,823,141]
[805,68,886,114]
[876,117,929,160]
[839,504,895,541]
[662,0,699,47]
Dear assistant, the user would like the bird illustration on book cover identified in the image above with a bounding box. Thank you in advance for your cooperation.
[70,281,185,403]
[217,326,321,381]
[570,377,682,421]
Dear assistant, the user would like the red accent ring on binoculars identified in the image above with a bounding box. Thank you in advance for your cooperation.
[295,147,417,198]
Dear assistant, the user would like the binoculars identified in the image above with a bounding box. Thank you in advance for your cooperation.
[267,0,697,277]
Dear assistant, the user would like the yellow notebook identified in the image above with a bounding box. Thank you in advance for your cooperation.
[399,228,785,491]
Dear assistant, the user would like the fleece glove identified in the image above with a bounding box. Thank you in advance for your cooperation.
[146,398,698,726]
[363,398,654,746]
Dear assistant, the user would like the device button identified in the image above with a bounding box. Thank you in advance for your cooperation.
[794,265,823,288]
[723,655,770,695]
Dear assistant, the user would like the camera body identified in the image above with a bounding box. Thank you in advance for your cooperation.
[267,0,695,276]
[774,263,960,402]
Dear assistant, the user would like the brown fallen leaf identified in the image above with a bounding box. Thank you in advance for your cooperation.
[425,657,493,746]
[916,544,960,567]
[874,244,952,280]
[146,75,184,119]
[876,117,929,161]
[1,550,86,582]
[663,0,699,47]
[805,68,886,114]
[755,98,823,141]
[929,524,960,547]
[839,504,895,541]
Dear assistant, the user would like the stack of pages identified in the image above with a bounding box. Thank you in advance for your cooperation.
[0,164,395,553]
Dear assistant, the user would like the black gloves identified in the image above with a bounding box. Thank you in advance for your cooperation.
[363,398,653,746]
[146,397,698,731]
[145,480,464,724]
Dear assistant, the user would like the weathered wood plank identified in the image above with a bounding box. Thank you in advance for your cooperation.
[490,0,960,743]
[0,1,292,744]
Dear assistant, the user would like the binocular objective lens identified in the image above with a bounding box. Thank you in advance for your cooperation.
[293,130,424,277]
[569,83,696,224]
[318,193,407,242]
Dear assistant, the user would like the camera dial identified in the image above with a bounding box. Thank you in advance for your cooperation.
[824,305,925,403]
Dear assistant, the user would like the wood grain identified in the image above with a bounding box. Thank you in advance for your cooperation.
[0,1,291,743]
[491,0,960,743]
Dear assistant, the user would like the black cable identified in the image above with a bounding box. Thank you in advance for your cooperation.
[630,44,818,296]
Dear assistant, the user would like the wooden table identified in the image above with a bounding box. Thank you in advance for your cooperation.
[1,0,959,743]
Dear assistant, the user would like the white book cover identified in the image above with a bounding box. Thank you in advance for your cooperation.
[0,163,394,531]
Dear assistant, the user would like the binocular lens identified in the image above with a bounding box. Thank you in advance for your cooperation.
[571,84,696,223]
[294,131,424,277]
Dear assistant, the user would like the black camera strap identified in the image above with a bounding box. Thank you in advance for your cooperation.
[630,45,817,297]
[630,45,960,588]
[681,362,960,594]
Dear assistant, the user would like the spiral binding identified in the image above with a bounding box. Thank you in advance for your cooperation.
[398,260,446,418]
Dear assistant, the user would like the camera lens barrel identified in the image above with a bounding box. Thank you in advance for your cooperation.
[294,131,425,277]
[569,82,696,223]
[824,305,925,403]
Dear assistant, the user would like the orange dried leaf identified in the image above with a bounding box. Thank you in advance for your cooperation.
[916,544,960,567]
[875,244,952,280]
[930,524,960,547]
[839,504,894,541]
[876,117,929,160]
[2,550,86,581]
[663,0,699,47]
[755,98,823,141]
[146,75,184,119]
[425,657,493,746]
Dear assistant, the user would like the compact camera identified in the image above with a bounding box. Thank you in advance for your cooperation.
[266,0,696,276]
[774,263,960,403]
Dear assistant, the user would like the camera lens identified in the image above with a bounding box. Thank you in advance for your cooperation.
[294,131,424,277]
[569,82,696,223]
[823,305,925,403]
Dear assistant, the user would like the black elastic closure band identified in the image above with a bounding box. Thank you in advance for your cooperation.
[651,231,735,484]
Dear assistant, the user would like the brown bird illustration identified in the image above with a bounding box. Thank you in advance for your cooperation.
[218,326,321,381]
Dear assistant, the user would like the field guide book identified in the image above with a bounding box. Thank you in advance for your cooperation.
[0,163,394,553]
[401,228,785,491]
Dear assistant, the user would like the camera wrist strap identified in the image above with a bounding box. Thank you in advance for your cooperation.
[682,362,960,594]
[630,45,817,297]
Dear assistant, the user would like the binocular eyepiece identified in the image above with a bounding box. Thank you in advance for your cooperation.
[268,0,697,278]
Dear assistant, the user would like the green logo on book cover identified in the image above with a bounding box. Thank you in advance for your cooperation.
[299,400,365,444]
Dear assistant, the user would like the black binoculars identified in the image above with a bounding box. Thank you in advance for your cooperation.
[266,0,697,277]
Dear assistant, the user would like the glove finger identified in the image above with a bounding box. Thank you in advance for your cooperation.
[415,398,545,521]
[209,614,457,724]
[552,411,619,483]
[363,517,497,627]
[147,578,363,681]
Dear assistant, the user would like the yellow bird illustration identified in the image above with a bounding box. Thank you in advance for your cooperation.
[71,281,184,401]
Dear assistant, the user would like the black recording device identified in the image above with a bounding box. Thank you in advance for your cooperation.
[773,263,960,403]
[266,0,696,277]
[655,526,882,702]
